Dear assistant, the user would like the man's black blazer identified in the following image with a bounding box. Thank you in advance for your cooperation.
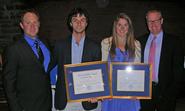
[3,37,52,111]
[138,33,184,101]
[53,36,101,110]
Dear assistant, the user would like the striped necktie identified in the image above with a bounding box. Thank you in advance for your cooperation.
[35,40,44,64]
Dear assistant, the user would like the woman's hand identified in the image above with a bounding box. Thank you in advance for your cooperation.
[87,98,98,103]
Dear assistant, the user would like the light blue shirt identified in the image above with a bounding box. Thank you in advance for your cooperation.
[24,34,50,72]
[71,36,85,64]
[144,31,163,82]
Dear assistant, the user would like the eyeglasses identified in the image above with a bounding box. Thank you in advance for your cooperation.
[147,18,162,24]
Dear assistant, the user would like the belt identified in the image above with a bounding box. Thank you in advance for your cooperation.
[152,82,158,86]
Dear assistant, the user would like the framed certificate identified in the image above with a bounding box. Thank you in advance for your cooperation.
[64,61,111,102]
[110,62,152,99]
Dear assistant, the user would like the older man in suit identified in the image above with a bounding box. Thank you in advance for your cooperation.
[53,7,101,111]
[3,9,52,111]
[138,9,184,111]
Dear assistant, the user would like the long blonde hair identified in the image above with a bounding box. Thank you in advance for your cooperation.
[110,13,136,59]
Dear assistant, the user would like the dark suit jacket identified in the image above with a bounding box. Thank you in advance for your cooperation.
[53,36,101,110]
[3,37,52,111]
[138,33,184,101]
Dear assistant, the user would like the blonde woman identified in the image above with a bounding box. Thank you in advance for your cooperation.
[101,13,141,111]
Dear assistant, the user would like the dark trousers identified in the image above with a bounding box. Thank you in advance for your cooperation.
[140,82,176,111]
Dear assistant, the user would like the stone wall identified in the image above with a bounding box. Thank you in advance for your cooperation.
[0,2,26,53]
[0,2,26,107]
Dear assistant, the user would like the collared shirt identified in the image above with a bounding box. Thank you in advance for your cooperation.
[144,31,163,82]
[24,34,50,72]
[71,36,85,64]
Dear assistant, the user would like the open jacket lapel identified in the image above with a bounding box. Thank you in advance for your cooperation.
[20,38,45,70]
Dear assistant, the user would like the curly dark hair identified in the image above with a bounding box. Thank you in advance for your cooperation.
[67,7,89,32]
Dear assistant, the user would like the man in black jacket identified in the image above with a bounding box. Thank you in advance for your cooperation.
[3,9,52,111]
[138,9,184,111]
[53,7,101,110]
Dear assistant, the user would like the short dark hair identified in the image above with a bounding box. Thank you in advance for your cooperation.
[20,9,40,23]
[67,7,89,32]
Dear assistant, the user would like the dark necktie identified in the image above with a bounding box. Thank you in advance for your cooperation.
[34,40,44,64]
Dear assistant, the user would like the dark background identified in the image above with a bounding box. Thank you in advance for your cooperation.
[0,0,185,47]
